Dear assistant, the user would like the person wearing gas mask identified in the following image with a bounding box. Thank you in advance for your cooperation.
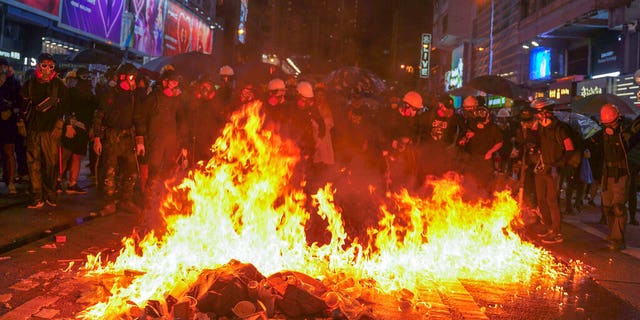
[420,94,461,177]
[0,58,22,195]
[262,78,290,135]
[457,106,502,193]
[515,106,541,209]
[61,67,97,194]
[598,104,637,250]
[530,98,575,245]
[135,69,189,229]
[21,53,69,208]
[283,81,325,189]
[188,73,222,165]
[92,63,142,216]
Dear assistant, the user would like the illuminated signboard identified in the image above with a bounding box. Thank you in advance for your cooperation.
[5,0,60,19]
[419,33,431,78]
[615,74,640,107]
[548,81,573,104]
[487,96,506,108]
[530,47,551,80]
[60,0,125,44]
[132,0,167,56]
[576,78,611,97]
[445,44,463,91]
[163,0,212,56]
[237,0,248,44]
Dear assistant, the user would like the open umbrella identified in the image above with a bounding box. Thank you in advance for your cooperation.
[468,75,528,100]
[570,93,637,116]
[553,111,601,139]
[140,51,220,81]
[324,66,386,95]
[447,85,480,97]
[68,48,122,66]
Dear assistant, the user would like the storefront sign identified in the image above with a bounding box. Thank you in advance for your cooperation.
[548,81,573,104]
[614,74,640,108]
[576,78,611,97]
[419,33,431,78]
[60,0,125,44]
[591,31,622,76]
[487,96,506,108]
[0,50,20,61]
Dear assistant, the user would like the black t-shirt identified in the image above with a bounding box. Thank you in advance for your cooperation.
[423,108,459,145]
[467,122,502,157]
[539,118,571,167]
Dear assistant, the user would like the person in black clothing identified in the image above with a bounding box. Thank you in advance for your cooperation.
[262,78,289,135]
[136,69,189,228]
[188,73,223,165]
[21,53,69,208]
[0,58,22,195]
[420,94,461,178]
[457,106,503,193]
[531,98,575,244]
[92,63,142,215]
[599,104,637,250]
[515,107,541,208]
[61,67,97,194]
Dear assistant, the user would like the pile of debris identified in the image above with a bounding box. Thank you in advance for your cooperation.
[81,259,437,319]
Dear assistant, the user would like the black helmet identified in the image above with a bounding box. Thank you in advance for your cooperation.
[160,69,180,81]
[37,53,55,64]
[116,63,138,78]
[520,106,535,121]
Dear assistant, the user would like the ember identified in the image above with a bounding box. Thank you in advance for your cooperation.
[78,102,578,319]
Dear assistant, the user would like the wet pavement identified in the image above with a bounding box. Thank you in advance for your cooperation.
[0,172,639,319]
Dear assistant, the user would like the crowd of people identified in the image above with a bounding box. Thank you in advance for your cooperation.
[0,53,639,249]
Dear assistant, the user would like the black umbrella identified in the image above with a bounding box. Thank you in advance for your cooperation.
[140,51,220,81]
[324,66,386,95]
[447,85,480,97]
[468,75,528,100]
[570,93,637,116]
[553,111,601,139]
[68,48,122,66]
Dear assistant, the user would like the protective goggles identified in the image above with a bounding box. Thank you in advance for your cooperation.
[39,63,55,70]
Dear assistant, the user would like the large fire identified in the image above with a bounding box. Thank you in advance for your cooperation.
[78,102,572,319]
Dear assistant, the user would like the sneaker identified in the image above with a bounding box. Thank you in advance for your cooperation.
[99,203,117,216]
[45,199,57,207]
[27,200,45,209]
[66,184,87,195]
[536,229,554,238]
[7,183,17,195]
[55,182,63,193]
[608,241,626,251]
[541,233,564,244]
[118,200,140,214]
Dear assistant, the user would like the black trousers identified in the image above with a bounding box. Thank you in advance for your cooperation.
[101,129,137,201]
[26,131,60,201]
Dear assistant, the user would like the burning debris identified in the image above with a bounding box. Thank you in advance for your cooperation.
[77,102,579,319]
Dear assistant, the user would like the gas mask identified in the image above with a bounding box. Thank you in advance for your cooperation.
[36,61,56,82]
[196,82,215,100]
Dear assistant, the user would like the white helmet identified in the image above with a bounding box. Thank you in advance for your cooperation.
[267,78,286,91]
[496,108,512,118]
[297,81,314,98]
[219,65,234,76]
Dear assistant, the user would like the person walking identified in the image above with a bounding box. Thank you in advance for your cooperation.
[531,98,576,244]
[0,58,22,195]
[92,63,142,215]
[599,104,635,250]
[21,53,68,208]
[61,67,97,194]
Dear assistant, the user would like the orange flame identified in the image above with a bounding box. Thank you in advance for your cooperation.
[78,101,566,319]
